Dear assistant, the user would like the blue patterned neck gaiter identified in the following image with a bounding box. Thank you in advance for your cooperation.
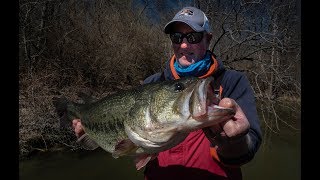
[174,52,212,77]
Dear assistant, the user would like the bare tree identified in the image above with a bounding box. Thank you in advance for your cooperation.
[194,0,300,133]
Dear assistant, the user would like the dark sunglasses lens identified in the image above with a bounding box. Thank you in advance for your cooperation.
[170,32,204,44]
[170,33,183,44]
[186,32,203,44]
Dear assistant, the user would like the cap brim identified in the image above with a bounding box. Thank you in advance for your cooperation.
[164,20,205,34]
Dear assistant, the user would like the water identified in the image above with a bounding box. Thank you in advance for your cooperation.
[19,125,300,180]
[242,126,301,180]
[19,149,144,180]
[20,101,301,180]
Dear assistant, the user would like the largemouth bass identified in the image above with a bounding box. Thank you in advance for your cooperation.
[53,76,235,170]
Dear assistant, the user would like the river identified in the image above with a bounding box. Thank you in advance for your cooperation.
[19,120,300,180]
[20,101,301,180]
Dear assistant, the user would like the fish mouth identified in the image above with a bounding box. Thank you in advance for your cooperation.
[187,77,236,129]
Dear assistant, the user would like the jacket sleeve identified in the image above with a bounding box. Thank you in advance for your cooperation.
[217,70,262,165]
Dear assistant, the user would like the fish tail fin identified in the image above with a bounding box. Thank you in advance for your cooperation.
[52,96,81,129]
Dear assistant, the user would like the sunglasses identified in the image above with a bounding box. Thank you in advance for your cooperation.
[170,32,204,44]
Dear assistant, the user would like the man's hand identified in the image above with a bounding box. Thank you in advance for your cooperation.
[72,119,85,138]
[72,119,100,150]
[210,98,250,141]
[204,98,251,160]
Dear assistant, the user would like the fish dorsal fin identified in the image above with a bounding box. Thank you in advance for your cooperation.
[112,139,138,158]
[134,154,157,170]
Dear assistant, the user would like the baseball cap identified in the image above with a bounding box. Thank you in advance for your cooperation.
[164,7,211,34]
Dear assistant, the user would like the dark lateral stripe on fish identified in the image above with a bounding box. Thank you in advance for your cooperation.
[84,118,125,133]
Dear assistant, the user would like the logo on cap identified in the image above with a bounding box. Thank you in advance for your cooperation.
[179,9,193,16]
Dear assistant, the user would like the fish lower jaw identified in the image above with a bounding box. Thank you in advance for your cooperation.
[143,133,189,154]
[125,124,192,154]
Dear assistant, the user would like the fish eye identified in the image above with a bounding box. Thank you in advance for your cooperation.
[174,83,185,92]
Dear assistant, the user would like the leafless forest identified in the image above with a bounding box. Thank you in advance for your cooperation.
[19,0,301,159]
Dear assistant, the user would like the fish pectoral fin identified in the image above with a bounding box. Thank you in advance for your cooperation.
[112,139,138,158]
[134,154,157,170]
[76,133,100,150]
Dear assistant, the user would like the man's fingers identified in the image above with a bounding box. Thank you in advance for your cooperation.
[218,98,236,136]
[72,119,84,138]
[72,119,81,128]
[219,98,236,109]
[218,98,249,138]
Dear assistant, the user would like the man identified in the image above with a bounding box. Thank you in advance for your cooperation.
[73,6,262,180]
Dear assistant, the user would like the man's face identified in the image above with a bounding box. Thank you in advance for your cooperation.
[171,22,212,68]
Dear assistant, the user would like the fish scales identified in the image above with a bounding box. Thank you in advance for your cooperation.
[52,76,236,170]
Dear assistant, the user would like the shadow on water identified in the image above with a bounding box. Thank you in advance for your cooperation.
[19,104,301,180]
